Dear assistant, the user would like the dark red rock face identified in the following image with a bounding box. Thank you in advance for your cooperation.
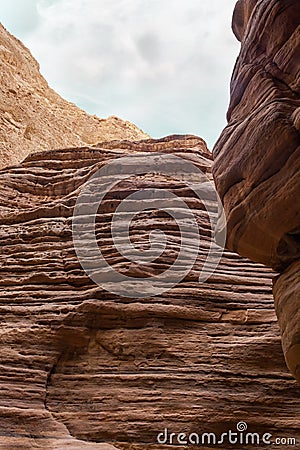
[213,0,300,384]
[213,0,300,270]
[0,136,299,449]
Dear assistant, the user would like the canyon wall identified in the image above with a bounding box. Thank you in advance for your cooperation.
[0,136,299,449]
[0,23,148,169]
[1,3,299,448]
[213,0,300,381]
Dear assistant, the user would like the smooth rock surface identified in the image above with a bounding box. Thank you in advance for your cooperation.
[212,0,300,384]
[0,135,299,449]
[273,260,300,383]
[212,0,300,271]
[0,23,148,170]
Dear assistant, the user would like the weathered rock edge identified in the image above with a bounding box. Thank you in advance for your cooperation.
[212,0,300,382]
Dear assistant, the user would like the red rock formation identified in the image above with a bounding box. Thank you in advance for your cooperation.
[0,23,148,170]
[0,136,299,449]
[273,260,300,383]
[212,0,300,383]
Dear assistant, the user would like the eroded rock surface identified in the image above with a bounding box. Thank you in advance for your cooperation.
[0,135,299,449]
[213,0,300,270]
[0,23,148,170]
[212,0,300,383]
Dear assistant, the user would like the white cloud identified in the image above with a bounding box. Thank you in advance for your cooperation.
[0,0,240,148]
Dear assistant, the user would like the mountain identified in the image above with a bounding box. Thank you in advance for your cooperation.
[0,23,148,169]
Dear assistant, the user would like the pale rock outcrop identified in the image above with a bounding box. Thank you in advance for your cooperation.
[0,23,148,169]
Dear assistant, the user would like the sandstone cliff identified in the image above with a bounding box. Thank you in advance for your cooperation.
[0,136,299,449]
[0,23,148,170]
[213,0,300,382]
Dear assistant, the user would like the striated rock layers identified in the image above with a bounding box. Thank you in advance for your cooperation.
[0,23,148,170]
[212,0,300,382]
[0,135,300,449]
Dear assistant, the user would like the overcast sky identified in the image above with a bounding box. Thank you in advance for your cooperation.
[0,0,240,149]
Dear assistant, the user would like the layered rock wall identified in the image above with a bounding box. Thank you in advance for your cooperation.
[0,136,299,449]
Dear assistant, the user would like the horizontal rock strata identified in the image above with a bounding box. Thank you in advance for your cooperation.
[0,135,299,449]
[0,23,148,169]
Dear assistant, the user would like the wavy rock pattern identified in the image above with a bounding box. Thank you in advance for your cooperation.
[213,0,300,270]
[0,23,148,170]
[212,0,300,383]
[0,135,299,449]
